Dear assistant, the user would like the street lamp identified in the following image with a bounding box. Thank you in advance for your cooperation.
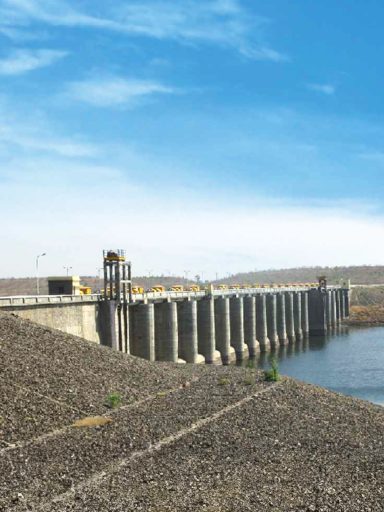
[36,253,46,295]
[63,266,72,276]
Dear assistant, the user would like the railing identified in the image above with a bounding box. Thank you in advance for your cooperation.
[0,294,100,307]
[133,286,314,302]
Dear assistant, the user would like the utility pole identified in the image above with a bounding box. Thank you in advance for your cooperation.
[36,253,46,295]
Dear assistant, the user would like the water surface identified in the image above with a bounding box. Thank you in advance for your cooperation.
[240,326,384,406]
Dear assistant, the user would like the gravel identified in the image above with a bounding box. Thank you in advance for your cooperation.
[1,312,384,511]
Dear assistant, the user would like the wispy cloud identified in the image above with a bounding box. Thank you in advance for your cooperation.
[65,77,175,107]
[1,155,383,277]
[0,103,97,157]
[307,83,336,95]
[0,48,67,75]
[0,0,286,62]
[241,46,289,63]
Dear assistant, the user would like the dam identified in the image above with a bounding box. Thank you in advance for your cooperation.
[0,251,350,364]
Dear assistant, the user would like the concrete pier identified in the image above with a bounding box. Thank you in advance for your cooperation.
[243,296,259,356]
[256,295,270,351]
[99,300,119,351]
[293,292,303,339]
[340,290,346,320]
[266,294,279,348]
[277,293,288,345]
[285,292,296,343]
[335,289,341,325]
[230,296,246,359]
[154,301,178,362]
[325,291,333,328]
[197,297,220,364]
[344,289,350,318]
[130,303,155,361]
[308,289,327,336]
[301,291,309,336]
[214,297,233,364]
[177,300,204,364]
[331,290,337,327]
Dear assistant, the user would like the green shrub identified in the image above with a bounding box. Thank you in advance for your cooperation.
[264,357,280,382]
[105,392,122,409]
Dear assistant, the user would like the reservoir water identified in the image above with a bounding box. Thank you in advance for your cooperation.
[239,326,384,406]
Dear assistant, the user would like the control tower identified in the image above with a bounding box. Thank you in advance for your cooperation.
[102,250,132,352]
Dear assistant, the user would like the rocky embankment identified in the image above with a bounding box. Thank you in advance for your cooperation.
[348,305,384,326]
[1,312,384,511]
[348,286,384,325]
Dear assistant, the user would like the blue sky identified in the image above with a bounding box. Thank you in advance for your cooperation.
[0,0,383,278]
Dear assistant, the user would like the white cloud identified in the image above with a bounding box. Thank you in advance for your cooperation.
[240,46,289,62]
[0,103,97,156]
[0,48,67,75]
[0,129,97,156]
[0,0,286,62]
[0,159,383,278]
[307,83,336,95]
[65,77,174,107]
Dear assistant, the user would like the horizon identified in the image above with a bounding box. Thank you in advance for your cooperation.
[1,262,384,282]
[1,0,384,278]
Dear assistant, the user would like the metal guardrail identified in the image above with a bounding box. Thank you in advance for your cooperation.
[133,286,315,302]
[0,294,100,307]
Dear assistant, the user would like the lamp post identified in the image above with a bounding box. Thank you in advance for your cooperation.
[36,253,46,295]
[63,266,72,276]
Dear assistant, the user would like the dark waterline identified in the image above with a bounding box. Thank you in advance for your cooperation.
[236,326,384,406]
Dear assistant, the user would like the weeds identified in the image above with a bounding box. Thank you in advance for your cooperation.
[105,392,122,409]
[244,358,256,386]
[243,376,254,386]
[246,358,256,370]
[218,377,230,386]
[264,357,280,382]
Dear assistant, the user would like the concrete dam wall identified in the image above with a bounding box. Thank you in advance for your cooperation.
[1,300,102,344]
[0,287,350,365]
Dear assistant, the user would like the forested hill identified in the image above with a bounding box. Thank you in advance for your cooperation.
[218,266,384,286]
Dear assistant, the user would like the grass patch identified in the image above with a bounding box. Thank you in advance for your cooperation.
[105,392,122,409]
[218,377,230,386]
[246,359,256,369]
[264,357,280,382]
[243,376,254,386]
